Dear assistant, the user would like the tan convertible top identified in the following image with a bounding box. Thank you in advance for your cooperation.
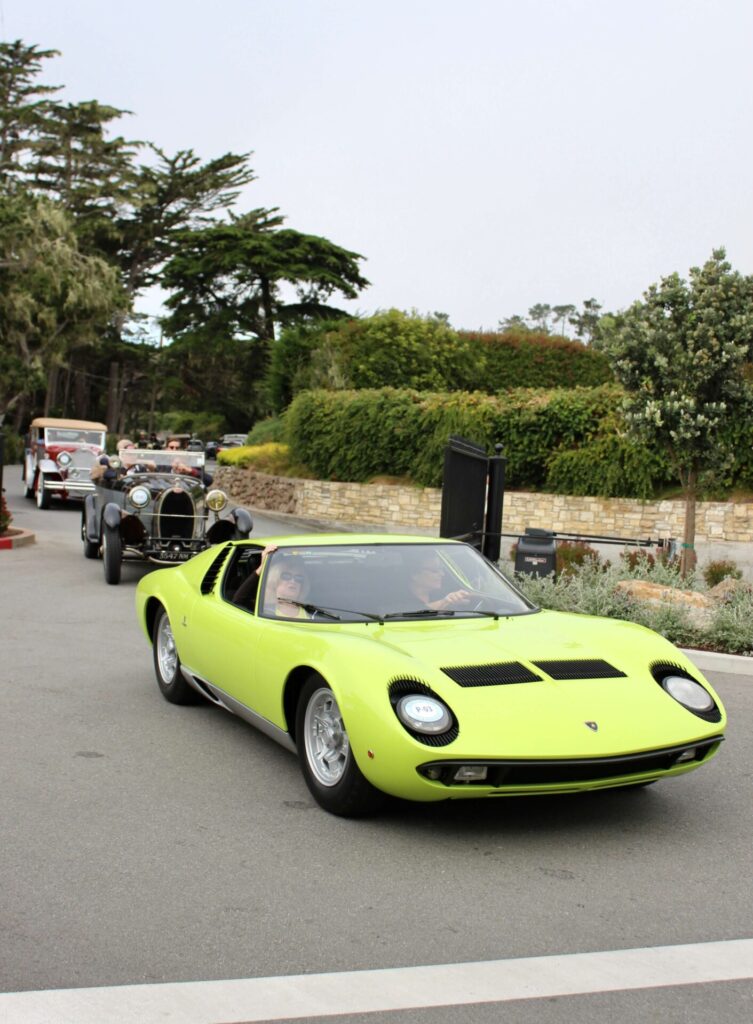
[30,417,108,431]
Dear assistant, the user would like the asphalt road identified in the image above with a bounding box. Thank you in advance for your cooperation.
[1,466,752,1022]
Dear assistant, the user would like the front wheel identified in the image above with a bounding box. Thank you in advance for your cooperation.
[152,607,198,704]
[82,512,99,559]
[35,474,51,509]
[102,525,122,584]
[296,676,386,817]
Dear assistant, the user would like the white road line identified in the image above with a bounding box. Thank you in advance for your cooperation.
[2,938,753,1024]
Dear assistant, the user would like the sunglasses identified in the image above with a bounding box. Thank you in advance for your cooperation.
[279,571,305,584]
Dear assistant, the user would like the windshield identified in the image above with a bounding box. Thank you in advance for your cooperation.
[45,428,105,447]
[119,448,205,473]
[259,543,534,622]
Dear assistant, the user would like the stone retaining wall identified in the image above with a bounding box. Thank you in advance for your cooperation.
[213,466,753,544]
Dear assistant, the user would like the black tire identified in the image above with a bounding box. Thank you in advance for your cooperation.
[102,525,122,584]
[23,465,34,499]
[35,474,50,509]
[295,675,387,817]
[82,512,99,559]
[152,607,199,704]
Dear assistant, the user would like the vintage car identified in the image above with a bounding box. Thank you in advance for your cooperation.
[23,417,107,508]
[83,447,252,585]
[135,535,726,817]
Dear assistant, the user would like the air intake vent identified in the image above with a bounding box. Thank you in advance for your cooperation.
[533,659,626,680]
[441,662,542,686]
[200,545,231,594]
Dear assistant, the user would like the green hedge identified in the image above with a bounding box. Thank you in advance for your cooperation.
[269,311,613,412]
[286,385,633,489]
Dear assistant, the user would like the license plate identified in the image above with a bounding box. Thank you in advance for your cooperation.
[159,550,191,562]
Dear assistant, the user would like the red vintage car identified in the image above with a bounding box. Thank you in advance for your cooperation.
[23,417,108,509]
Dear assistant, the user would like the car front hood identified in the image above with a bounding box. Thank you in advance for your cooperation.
[354,610,724,757]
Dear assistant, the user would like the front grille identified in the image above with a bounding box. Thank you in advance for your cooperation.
[442,662,542,686]
[157,490,195,538]
[418,737,723,787]
[533,659,626,680]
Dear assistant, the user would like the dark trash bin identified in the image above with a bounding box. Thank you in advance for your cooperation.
[514,528,557,578]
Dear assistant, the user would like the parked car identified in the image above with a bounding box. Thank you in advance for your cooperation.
[221,433,248,445]
[204,440,220,460]
[83,447,253,584]
[135,535,726,816]
[23,417,107,509]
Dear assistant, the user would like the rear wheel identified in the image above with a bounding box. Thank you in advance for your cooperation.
[296,675,386,817]
[82,513,99,559]
[23,464,34,499]
[35,474,50,509]
[153,607,198,704]
[102,525,122,584]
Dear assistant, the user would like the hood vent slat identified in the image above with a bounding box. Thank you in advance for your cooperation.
[441,662,543,687]
[533,659,626,680]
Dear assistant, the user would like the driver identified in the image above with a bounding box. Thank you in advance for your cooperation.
[408,553,472,611]
[156,437,214,484]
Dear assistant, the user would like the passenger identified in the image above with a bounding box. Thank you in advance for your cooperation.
[408,552,472,611]
[90,438,146,484]
[252,545,310,618]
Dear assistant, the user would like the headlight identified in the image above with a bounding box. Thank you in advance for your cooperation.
[128,485,150,509]
[110,457,122,469]
[396,695,452,734]
[662,675,715,713]
[57,452,72,467]
[206,488,228,512]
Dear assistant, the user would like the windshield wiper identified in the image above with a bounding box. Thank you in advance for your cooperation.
[288,601,385,623]
[383,608,501,621]
[383,609,443,619]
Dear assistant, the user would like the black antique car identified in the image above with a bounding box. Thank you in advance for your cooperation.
[82,448,253,584]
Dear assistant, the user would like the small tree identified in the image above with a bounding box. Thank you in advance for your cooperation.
[598,249,753,575]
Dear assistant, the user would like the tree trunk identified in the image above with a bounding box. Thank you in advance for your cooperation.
[44,365,59,416]
[260,276,275,340]
[680,469,698,578]
[106,362,120,431]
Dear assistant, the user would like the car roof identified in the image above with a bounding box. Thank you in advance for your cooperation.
[244,533,462,548]
[30,417,108,430]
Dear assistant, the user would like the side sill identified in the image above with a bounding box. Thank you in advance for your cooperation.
[180,666,297,754]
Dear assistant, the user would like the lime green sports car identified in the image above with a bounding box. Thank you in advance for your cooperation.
[135,534,725,816]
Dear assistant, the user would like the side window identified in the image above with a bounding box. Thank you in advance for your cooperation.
[222,546,264,611]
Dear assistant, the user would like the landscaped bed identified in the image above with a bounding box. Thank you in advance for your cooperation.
[507,553,753,658]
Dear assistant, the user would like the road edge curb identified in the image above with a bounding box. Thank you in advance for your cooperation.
[680,647,752,677]
[0,527,36,549]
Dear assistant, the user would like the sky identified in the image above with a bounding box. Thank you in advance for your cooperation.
[2,0,753,332]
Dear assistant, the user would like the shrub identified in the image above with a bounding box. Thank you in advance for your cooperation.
[620,548,656,572]
[703,559,743,588]
[556,540,601,577]
[267,313,615,411]
[247,416,286,446]
[0,490,11,535]
[217,442,312,478]
[1,427,24,463]
[286,384,625,489]
[461,329,613,390]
